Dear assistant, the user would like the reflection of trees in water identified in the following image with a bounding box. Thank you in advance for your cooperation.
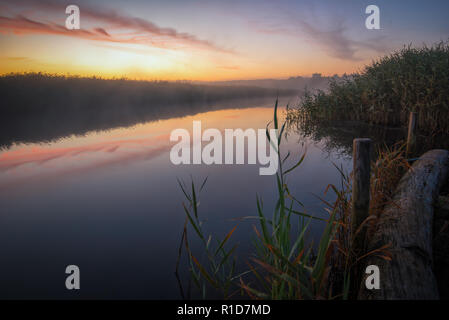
[0,74,295,148]
[287,116,449,159]
[0,97,276,149]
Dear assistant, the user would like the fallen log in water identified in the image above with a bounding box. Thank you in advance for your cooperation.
[358,149,449,299]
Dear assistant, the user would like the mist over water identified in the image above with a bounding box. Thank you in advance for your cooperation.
[0,96,358,299]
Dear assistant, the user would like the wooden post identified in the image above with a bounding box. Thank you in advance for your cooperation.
[406,112,417,156]
[352,138,372,254]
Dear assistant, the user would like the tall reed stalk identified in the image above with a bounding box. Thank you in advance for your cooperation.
[177,100,352,299]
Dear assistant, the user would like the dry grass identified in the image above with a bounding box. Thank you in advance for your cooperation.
[324,142,408,298]
[367,142,411,237]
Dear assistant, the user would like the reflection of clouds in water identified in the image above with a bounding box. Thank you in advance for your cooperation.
[0,104,283,192]
[0,133,171,191]
[0,145,170,192]
[105,145,120,153]
[0,134,169,172]
[222,115,240,119]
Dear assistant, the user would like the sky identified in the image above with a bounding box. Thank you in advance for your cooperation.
[0,0,448,81]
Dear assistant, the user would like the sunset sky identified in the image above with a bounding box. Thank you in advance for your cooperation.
[0,0,448,81]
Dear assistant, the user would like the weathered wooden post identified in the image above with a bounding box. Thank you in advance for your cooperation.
[352,138,372,254]
[406,112,418,156]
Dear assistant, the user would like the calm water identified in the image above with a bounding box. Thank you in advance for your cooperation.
[0,98,354,299]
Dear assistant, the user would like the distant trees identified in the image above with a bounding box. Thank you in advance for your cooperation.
[0,73,293,147]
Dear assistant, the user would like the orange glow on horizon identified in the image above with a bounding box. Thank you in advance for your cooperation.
[0,1,382,81]
[0,54,367,81]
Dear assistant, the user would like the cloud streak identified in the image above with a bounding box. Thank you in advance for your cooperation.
[0,0,233,53]
[297,19,390,61]
[251,12,391,61]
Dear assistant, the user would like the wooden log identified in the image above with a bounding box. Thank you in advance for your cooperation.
[406,112,418,156]
[358,149,449,299]
[433,194,449,300]
[435,195,449,220]
[352,138,372,255]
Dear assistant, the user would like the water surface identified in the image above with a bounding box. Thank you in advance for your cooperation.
[0,98,354,299]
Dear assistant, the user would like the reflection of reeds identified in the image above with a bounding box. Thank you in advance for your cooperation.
[287,42,449,135]
[286,115,407,159]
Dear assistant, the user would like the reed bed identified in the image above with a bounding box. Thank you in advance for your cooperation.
[287,42,449,135]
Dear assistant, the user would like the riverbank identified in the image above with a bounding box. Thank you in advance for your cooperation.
[0,73,295,147]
